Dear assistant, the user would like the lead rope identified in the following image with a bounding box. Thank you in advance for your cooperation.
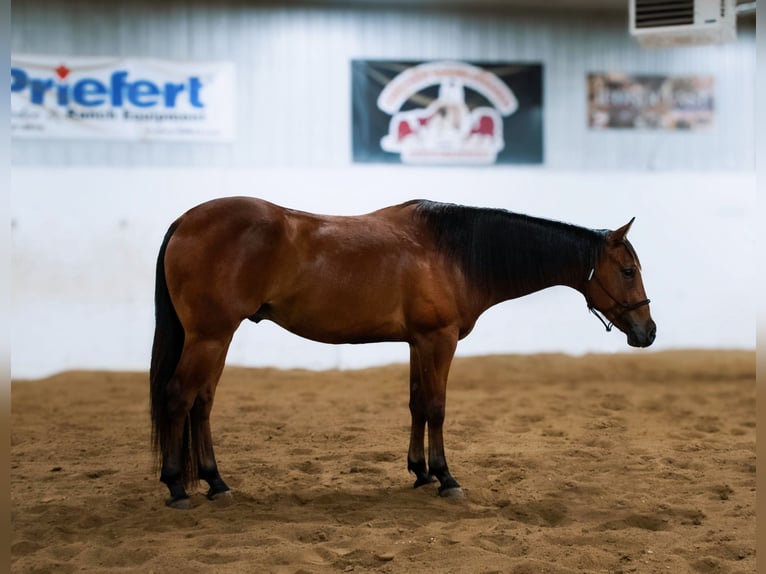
[589,305,614,332]
[587,269,614,332]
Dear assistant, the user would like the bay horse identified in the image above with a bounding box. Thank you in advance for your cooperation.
[150,197,655,508]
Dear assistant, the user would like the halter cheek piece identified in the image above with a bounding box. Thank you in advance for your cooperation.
[585,267,651,332]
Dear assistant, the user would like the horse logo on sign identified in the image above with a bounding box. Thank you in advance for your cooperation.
[377,61,518,165]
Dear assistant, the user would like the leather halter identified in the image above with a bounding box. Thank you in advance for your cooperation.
[585,267,651,332]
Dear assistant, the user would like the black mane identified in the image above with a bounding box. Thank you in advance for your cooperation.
[412,200,607,297]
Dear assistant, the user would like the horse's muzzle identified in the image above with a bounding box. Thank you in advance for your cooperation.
[627,318,656,348]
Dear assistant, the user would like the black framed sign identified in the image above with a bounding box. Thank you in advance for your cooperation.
[352,60,543,165]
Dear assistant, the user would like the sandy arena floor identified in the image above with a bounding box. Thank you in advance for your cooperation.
[10,350,755,573]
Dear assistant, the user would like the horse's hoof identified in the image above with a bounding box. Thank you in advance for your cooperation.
[166,496,193,509]
[208,490,234,505]
[438,486,464,498]
[413,476,437,489]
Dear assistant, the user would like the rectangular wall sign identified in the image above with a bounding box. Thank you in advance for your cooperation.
[588,73,714,130]
[11,55,235,142]
[352,60,543,165]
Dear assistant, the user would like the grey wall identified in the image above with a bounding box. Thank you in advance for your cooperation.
[11,0,755,170]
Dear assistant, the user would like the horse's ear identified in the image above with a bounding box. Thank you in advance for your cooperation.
[607,217,635,244]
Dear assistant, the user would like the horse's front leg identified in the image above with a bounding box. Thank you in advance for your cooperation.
[408,344,436,488]
[411,328,463,498]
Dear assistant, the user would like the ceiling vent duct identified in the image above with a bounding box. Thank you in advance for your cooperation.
[629,0,737,47]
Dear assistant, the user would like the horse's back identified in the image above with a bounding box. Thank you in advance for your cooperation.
[174,196,421,236]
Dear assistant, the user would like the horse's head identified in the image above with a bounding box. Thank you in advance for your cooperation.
[586,218,656,348]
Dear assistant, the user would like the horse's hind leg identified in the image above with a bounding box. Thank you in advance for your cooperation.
[159,376,196,508]
[161,333,232,508]
[191,382,231,501]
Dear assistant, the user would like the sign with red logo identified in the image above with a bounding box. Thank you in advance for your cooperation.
[11,55,235,141]
[352,60,543,165]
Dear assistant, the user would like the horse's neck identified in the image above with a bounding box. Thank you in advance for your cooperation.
[483,221,598,307]
[413,202,601,313]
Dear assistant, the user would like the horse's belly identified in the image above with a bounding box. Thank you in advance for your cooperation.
[261,296,408,345]
[274,315,407,345]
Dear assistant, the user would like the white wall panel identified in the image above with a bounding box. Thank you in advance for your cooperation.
[11,1,755,170]
[10,167,756,379]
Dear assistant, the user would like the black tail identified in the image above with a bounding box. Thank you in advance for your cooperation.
[149,220,193,483]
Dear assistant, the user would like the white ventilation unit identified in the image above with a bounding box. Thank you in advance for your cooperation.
[629,0,737,48]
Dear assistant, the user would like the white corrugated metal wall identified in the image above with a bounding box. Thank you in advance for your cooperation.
[11,0,755,170]
[9,1,756,378]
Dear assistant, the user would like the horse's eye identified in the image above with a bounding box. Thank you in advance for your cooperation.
[622,268,636,278]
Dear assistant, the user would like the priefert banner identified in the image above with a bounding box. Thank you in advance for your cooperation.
[11,55,235,142]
